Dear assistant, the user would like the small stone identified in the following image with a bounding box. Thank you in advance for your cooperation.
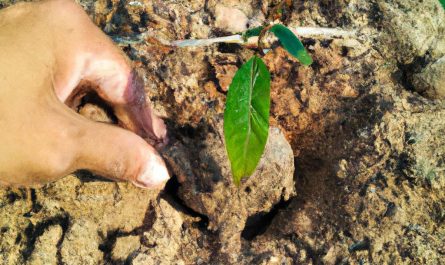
[337,159,348,179]
[78,103,113,123]
[413,56,445,99]
[298,249,308,262]
[340,83,359,98]
[203,81,218,98]
[214,64,238,92]
[214,4,248,33]
[322,246,338,265]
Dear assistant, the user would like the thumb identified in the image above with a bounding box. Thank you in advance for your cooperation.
[73,117,170,189]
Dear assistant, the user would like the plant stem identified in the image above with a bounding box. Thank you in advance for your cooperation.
[113,27,356,47]
[171,35,244,47]
[172,27,356,48]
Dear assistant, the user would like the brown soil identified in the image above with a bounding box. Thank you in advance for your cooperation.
[1,0,445,264]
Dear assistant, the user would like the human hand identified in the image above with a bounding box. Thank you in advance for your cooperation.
[0,0,169,188]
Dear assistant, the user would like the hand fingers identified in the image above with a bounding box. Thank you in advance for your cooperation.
[71,115,170,188]
[82,53,168,144]
[47,0,167,143]
[112,72,168,144]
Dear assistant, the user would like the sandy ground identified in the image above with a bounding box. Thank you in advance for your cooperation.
[1,0,445,264]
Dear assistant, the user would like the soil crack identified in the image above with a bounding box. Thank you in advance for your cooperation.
[241,195,293,240]
[21,213,70,262]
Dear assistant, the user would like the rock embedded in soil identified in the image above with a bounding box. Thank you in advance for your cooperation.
[214,4,248,33]
[162,122,296,260]
[413,56,445,99]
[378,0,445,64]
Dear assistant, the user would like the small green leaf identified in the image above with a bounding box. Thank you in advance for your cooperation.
[242,26,265,42]
[269,24,313,66]
[224,56,271,185]
[440,0,445,9]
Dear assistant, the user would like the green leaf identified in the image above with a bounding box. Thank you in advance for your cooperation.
[440,0,445,9]
[242,26,265,42]
[269,24,313,66]
[224,56,271,185]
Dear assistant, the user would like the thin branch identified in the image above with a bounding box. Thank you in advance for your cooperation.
[172,27,356,48]
[112,27,356,48]
[170,35,244,47]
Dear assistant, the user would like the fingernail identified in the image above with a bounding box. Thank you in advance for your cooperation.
[133,155,170,189]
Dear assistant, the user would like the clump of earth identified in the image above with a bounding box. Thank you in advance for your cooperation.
[1,0,445,264]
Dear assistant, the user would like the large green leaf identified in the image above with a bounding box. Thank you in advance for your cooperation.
[224,56,271,185]
[269,24,313,66]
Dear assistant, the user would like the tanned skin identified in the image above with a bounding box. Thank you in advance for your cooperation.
[0,0,169,188]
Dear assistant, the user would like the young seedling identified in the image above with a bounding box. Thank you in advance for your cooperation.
[174,21,315,185]
[222,24,313,185]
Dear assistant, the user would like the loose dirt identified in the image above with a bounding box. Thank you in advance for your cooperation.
[1,0,445,264]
